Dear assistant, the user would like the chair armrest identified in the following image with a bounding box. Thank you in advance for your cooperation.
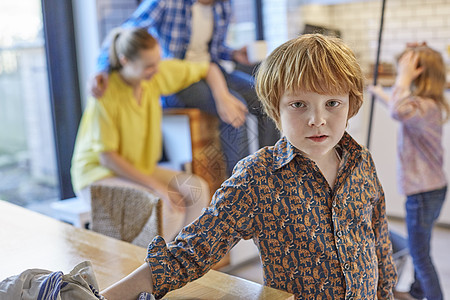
[90,181,162,248]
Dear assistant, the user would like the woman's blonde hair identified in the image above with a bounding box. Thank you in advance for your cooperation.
[107,27,158,71]
[255,34,364,130]
[398,45,449,122]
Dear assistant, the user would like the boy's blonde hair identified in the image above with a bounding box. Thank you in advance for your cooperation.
[255,34,364,130]
[398,45,449,121]
[108,27,158,71]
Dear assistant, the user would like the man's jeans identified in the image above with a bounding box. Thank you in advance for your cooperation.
[406,186,447,300]
[162,68,279,175]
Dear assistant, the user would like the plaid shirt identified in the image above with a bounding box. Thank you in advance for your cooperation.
[146,132,397,299]
[97,0,233,72]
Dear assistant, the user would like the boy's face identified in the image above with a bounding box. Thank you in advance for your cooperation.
[279,90,349,162]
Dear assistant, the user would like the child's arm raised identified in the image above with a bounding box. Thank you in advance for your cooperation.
[367,84,390,106]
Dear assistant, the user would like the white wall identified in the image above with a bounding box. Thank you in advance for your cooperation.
[72,0,100,108]
[293,0,450,75]
[280,0,450,225]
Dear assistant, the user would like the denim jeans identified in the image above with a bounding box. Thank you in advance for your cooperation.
[406,186,447,300]
[162,68,279,175]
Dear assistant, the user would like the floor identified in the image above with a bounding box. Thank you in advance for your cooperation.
[222,218,450,299]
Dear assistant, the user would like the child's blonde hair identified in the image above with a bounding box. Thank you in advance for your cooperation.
[398,45,450,121]
[255,34,364,130]
[108,27,158,71]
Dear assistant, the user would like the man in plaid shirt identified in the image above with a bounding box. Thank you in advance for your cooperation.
[92,0,280,175]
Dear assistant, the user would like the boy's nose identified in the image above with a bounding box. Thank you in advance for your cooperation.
[308,110,326,127]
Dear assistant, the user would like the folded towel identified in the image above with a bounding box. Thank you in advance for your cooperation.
[0,261,103,300]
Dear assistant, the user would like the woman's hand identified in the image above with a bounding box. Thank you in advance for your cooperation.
[144,176,187,214]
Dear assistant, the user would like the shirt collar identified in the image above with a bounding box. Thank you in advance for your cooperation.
[272,132,362,171]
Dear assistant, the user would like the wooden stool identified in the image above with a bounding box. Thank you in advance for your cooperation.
[163,108,228,198]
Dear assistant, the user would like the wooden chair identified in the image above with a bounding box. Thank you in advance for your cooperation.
[163,108,228,198]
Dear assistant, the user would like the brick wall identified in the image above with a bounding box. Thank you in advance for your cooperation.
[284,0,450,74]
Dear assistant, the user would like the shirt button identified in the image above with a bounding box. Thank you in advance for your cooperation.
[337,231,342,237]
[344,263,350,270]
[348,297,354,300]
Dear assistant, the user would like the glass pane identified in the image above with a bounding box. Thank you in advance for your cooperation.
[0,0,59,207]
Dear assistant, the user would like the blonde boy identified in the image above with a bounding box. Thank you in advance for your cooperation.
[102,34,397,300]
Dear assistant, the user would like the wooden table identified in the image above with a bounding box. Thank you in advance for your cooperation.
[0,201,294,299]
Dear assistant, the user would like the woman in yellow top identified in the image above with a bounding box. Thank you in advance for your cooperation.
[71,27,247,239]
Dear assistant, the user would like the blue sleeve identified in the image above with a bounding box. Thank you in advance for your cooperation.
[95,0,165,72]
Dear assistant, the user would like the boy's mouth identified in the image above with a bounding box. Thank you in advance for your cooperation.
[307,135,328,142]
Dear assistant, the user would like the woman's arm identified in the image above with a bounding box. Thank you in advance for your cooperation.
[101,263,153,300]
[99,151,184,211]
[206,63,248,128]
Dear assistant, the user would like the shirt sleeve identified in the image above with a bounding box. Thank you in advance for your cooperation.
[367,154,397,299]
[211,1,234,62]
[152,60,209,96]
[389,85,436,128]
[96,0,165,72]
[145,175,255,299]
[82,97,119,153]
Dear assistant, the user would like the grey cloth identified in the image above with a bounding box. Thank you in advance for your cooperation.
[0,261,103,300]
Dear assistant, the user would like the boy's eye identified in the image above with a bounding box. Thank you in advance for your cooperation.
[290,102,305,108]
[326,100,340,107]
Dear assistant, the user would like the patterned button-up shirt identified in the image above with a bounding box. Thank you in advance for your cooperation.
[97,0,233,72]
[146,132,397,299]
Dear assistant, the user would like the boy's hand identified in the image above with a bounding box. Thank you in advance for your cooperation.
[90,72,109,98]
[215,94,248,128]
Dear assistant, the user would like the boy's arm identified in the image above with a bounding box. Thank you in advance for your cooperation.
[101,263,153,300]
[147,177,254,298]
[102,178,252,299]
